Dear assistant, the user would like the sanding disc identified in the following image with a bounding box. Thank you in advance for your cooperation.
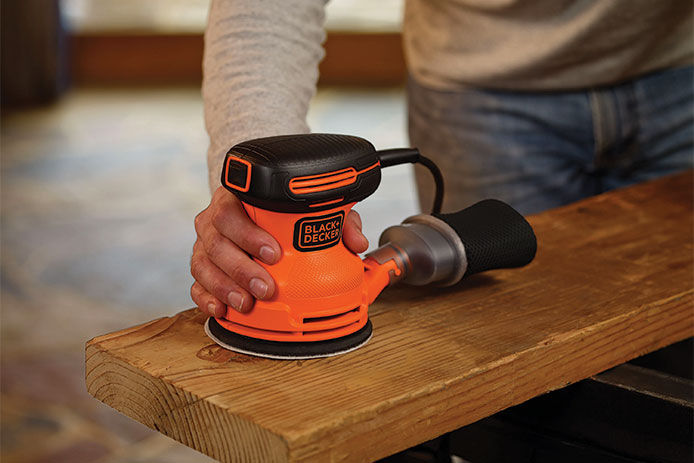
[205,317,373,360]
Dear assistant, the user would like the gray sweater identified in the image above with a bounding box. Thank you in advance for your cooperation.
[204,0,692,190]
[203,0,327,191]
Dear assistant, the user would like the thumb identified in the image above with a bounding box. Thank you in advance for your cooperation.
[342,210,369,254]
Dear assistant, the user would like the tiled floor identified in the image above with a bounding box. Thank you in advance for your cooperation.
[1,86,415,462]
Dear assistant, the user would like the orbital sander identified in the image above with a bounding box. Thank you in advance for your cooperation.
[205,134,537,359]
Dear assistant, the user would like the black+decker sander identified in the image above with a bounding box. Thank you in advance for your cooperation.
[205,133,537,359]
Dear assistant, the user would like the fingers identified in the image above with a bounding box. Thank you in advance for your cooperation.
[191,187,281,316]
[191,281,225,318]
[193,188,279,302]
[342,210,369,254]
[195,212,276,299]
[209,187,281,264]
[191,241,255,313]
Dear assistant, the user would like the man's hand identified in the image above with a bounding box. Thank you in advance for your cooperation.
[191,187,369,317]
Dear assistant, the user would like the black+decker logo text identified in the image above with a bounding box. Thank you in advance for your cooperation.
[293,212,345,252]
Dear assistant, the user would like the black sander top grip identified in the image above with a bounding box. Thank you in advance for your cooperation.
[222,134,382,213]
[434,199,537,277]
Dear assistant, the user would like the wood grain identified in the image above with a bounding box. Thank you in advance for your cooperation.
[86,172,694,462]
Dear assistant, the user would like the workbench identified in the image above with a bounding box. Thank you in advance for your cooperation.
[86,171,693,462]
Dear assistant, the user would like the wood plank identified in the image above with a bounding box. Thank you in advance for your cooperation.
[70,32,405,86]
[86,171,694,462]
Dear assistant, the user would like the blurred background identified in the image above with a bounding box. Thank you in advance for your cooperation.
[1,1,416,461]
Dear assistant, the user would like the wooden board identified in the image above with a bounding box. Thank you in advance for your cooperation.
[86,172,694,462]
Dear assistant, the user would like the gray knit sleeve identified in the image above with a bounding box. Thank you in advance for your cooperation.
[203,0,327,192]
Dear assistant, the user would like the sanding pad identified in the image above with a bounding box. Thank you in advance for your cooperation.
[205,317,373,360]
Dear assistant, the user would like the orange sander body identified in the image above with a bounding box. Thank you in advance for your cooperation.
[205,134,537,359]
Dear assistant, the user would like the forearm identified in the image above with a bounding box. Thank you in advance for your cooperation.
[203,0,327,192]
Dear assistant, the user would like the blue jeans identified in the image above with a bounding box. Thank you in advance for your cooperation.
[408,66,694,215]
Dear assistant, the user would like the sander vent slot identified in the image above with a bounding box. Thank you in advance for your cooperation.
[303,307,359,324]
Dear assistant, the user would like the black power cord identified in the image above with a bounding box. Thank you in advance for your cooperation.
[376,148,444,214]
